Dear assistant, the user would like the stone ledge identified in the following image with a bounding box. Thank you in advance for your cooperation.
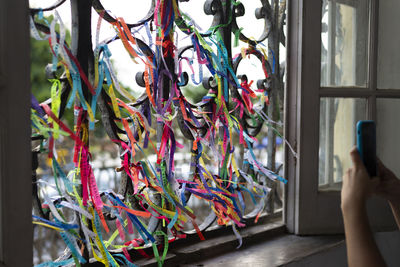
[135,217,287,266]
[181,234,344,267]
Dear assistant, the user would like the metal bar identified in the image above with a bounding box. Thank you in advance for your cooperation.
[266,0,280,214]
[218,0,232,183]
[154,1,178,241]
[267,0,280,173]
[70,0,94,262]
[71,0,94,102]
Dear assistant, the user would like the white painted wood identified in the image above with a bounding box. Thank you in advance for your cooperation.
[377,99,400,177]
[377,0,400,89]
[286,0,323,234]
[286,0,398,235]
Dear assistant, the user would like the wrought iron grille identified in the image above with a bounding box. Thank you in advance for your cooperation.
[30,0,287,265]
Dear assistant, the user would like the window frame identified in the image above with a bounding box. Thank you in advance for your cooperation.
[0,0,32,266]
[285,0,399,235]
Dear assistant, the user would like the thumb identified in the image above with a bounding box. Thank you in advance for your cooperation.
[350,146,364,168]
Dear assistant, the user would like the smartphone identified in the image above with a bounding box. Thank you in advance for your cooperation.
[356,120,377,177]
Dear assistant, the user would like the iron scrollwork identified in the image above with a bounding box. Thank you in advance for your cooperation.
[30,0,287,265]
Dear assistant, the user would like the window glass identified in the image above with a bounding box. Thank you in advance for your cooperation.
[377,99,400,177]
[319,98,366,189]
[320,0,369,87]
[377,0,400,89]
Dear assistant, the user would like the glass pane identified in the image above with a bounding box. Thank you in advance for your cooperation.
[377,0,400,89]
[321,0,369,87]
[319,98,367,189]
[377,99,400,177]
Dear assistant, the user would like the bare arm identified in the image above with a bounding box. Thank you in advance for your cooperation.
[341,148,386,267]
[342,201,386,267]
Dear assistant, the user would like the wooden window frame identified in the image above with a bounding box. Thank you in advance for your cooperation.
[285,0,399,235]
[0,0,32,266]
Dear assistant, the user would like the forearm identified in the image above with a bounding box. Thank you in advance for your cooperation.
[389,201,400,230]
[342,204,386,267]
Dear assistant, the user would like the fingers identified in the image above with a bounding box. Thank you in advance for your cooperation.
[377,158,398,180]
[350,146,363,168]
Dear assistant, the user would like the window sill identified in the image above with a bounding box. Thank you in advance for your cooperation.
[132,215,344,267]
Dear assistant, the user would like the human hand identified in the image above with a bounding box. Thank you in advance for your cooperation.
[375,160,400,207]
[341,147,379,213]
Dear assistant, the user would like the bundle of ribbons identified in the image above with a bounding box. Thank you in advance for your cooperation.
[30,0,291,266]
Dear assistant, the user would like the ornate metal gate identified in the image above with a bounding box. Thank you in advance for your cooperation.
[30,0,287,265]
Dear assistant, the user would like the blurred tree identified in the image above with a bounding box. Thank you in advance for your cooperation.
[182,83,207,103]
[31,37,53,102]
[31,15,73,102]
